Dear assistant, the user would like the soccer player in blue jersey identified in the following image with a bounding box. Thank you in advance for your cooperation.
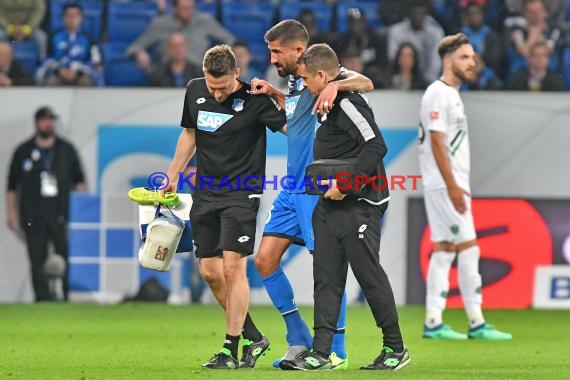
[251,20,374,370]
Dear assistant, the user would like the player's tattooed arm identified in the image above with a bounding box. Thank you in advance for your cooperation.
[250,78,286,110]
[312,70,373,115]
[337,70,374,93]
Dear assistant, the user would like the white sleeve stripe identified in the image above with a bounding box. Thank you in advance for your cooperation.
[340,98,375,142]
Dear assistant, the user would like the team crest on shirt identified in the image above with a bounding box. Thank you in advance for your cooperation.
[232,98,244,112]
[430,111,440,120]
[296,78,304,91]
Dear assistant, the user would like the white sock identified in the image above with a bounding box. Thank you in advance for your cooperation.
[458,245,485,328]
[425,251,456,328]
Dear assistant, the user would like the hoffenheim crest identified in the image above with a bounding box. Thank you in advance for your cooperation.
[232,98,244,112]
[296,78,304,91]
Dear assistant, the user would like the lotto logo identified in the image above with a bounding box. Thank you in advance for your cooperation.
[358,224,367,239]
[237,235,250,243]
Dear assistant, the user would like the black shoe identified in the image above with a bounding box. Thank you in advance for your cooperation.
[287,350,332,371]
[239,336,270,368]
[360,346,411,371]
[202,349,239,369]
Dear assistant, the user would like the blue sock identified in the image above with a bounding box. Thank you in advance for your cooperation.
[263,267,312,347]
[331,290,347,359]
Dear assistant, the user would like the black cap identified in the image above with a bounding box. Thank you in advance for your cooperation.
[35,106,57,120]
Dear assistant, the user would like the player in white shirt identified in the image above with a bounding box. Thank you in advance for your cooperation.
[419,33,512,340]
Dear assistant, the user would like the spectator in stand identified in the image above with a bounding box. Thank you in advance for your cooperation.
[339,48,365,74]
[388,1,445,82]
[0,42,34,86]
[149,33,202,87]
[0,0,48,60]
[127,0,235,72]
[384,42,428,90]
[339,46,385,88]
[460,2,504,74]
[379,0,408,26]
[505,0,567,27]
[37,3,101,86]
[231,41,263,82]
[505,0,563,60]
[334,8,384,81]
[116,0,170,14]
[506,40,564,91]
[297,8,336,45]
[461,53,504,90]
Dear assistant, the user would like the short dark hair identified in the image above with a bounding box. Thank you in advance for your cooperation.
[63,1,83,14]
[264,20,309,46]
[35,106,57,121]
[202,45,237,77]
[438,33,470,59]
[297,43,339,75]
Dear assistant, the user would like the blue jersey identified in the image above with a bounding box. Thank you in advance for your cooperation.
[52,31,92,67]
[285,76,318,193]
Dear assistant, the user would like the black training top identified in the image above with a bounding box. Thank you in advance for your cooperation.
[181,78,286,201]
[7,136,85,224]
[314,91,390,205]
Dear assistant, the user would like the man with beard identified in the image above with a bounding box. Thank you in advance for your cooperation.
[418,34,512,340]
[250,20,373,369]
[7,106,85,301]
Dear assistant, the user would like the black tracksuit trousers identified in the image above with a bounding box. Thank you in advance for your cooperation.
[312,197,403,355]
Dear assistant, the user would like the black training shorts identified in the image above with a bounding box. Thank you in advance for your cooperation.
[190,197,260,258]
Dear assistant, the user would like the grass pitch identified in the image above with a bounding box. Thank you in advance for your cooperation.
[1,304,569,379]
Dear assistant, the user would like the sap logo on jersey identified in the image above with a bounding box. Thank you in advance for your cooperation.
[197,111,233,132]
[285,95,300,120]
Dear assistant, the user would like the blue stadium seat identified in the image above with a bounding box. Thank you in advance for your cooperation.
[248,42,269,75]
[431,0,456,33]
[12,41,40,73]
[196,0,218,17]
[564,48,570,90]
[50,0,104,43]
[102,42,149,86]
[337,1,383,33]
[221,2,275,46]
[278,1,332,31]
[107,1,159,43]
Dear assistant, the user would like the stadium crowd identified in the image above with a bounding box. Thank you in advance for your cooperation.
[0,0,568,91]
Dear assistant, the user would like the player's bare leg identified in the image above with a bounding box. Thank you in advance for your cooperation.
[199,257,227,307]
[256,236,314,367]
[222,251,249,336]
[255,236,290,277]
[200,254,266,368]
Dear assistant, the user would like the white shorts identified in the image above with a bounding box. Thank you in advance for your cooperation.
[424,188,476,244]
